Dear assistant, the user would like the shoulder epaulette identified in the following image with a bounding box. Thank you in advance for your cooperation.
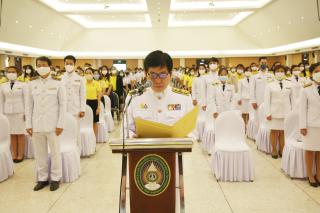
[285,78,291,81]
[304,83,312,88]
[30,76,39,81]
[172,87,190,96]
[51,74,61,81]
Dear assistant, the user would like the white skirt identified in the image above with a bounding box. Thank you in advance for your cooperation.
[302,127,320,151]
[239,99,250,114]
[267,118,284,130]
[6,113,26,135]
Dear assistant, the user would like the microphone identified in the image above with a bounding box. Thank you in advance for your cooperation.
[129,80,152,96]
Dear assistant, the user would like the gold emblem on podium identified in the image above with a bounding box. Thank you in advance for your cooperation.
[134,154,171,196]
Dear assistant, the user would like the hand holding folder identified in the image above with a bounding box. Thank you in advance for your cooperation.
[134,106,199,138]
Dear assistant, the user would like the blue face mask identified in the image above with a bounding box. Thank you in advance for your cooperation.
[219,76,228,82]
[93,74,100,80]
[261,64,267,70]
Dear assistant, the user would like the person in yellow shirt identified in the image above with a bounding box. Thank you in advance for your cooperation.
[0,70,7,84]
[17,65,36,82]
[250,63,259,75]
[187,68,195,92]
[85,68,102,136]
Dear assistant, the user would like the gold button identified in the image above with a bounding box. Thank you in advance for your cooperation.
[158,109,162,113]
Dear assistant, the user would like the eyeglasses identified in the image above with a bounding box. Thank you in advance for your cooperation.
[149,72,169,79]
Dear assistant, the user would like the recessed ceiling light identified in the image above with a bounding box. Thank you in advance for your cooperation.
[288,21,292,25]
[40,29,44,32]
[15,20,19,24]
[301,16,304,20]
[28,25,32,28]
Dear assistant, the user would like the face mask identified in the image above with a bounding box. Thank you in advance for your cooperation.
[25,69,31,74]
[251,67,258,71]
[190,72,194,76]
[313,72,320,83]
[231,68,236,73]
[120,73,124,77]
[275,72,285,80]
[286,71,291,75]
[244,71,251,77]
[51,71,57,75]
[102,70,107,75]
[65,65,74,73]
[219,76,228,82]
[261,64,267,70]
[37,67,51,76]
[292,70,300,76]
[237,69,244,74]
[55,69,60,72]
[111,70,117,75]
[209,64,218,70]
[199,69,206,75]
[93,74,100,80]
[300,67,304,71]
[7,73,17,81]
[85,74,93,80]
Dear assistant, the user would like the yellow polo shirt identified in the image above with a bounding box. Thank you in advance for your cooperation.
[110,76,117,91]
[86,80,102,100]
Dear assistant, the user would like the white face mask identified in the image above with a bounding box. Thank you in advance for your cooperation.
[37,67,51,76]
[65,65,74,73]
[209,64,218,70]
[244,71,251,77]
[111,70,117,75]
[231,68,236,73]
[251,67,258,71]
[237,69,244,74]
[275,72,285,80]
[219,76,228,82]
[7,73,17,81]
[292,70,300,76]
[313,72,320,83]
[85,74,93,80]
[199,69,206,75]
[300,67,304,71]
[25,69,31,74]
[102,70,107,75]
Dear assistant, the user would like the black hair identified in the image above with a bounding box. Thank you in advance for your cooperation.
[218,67,228,75]
[309,62,320,73]
[259,57,267,62]
[36,56,52,66]
[291,65,299,70]
[236,64,245,70]
[209,57,219,64]
[250,63,257,67]
[143,50,173,73]
[64,55,76,63]
[273,65,286,73]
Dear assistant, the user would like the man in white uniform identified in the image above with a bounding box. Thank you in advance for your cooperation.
[125,50,193,138]
[61,55,86,152]
[25,56,67,191]
[250,57,274,110]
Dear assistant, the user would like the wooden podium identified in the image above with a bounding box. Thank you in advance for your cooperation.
[110,138,193,213]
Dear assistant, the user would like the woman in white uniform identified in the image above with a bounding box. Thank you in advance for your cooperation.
[289,65,310,108]
[238,67,252,127]
[299,62,320,187]
[265,65,293,159]
[0,66,27,163]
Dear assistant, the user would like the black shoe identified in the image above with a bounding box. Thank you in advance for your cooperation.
[16,158,24,163]
[271,154,278,159]
[50,181,60,191]
[33,181,49,191]
[308,178,318,187]
[315,176,320,186]
[13,159,18,163]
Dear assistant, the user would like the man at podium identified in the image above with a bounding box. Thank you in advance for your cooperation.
[125,50,193,138]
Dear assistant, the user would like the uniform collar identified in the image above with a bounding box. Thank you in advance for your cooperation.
[151,86,170,99]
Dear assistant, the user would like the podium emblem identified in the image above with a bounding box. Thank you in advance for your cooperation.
[134,154,171,196]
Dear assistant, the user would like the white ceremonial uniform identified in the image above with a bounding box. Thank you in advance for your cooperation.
[200,71,218,108]
[125,86,193,138]
[250,71,274,106]
[0,80,27,134]
[61,72,86,151]
[135,72,143,84]
[123,76,131,87]
[25,76,67,182]
[299,83,320,151]
[264,79,293,130]
[191,77,201,103]
[238,77,251,114]
[207,81,236,114]
[288,76,309,108]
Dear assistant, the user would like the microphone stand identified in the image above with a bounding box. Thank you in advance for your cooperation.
[119,93,135,213]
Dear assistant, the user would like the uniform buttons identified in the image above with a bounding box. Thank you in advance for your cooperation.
[158,109,162,113]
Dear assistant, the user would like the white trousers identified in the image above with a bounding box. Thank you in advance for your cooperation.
[73,115,82,154]
[33,132,62,182]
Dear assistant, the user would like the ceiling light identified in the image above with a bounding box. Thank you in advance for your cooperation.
[28,25,32,28]
[168,11,253,27]
[170,0,273,11]
[15,20,19,24]
[39,0,148,13]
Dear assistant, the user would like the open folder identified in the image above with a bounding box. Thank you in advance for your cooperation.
[134,106,199,138]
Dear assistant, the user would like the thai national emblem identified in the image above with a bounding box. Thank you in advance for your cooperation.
[134,154,171,196]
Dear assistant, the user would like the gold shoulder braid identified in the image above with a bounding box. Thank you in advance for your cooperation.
[304,82,312,88]
[172,87,190,96]
[30,76,39,81]
[51,74,61,81]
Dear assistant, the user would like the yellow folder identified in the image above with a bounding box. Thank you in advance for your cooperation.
[134,106,199,138]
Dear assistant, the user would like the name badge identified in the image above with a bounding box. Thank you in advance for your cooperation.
[168,104,181,111]
[140,103,148,109]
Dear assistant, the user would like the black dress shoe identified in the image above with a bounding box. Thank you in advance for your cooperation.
[50,181,60,191]
[308,178,318,188]
[33,181,49,191]
[13,159,18,163]
[16,158,24,163]
[315,176,320,186]
[271,154,278,159]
